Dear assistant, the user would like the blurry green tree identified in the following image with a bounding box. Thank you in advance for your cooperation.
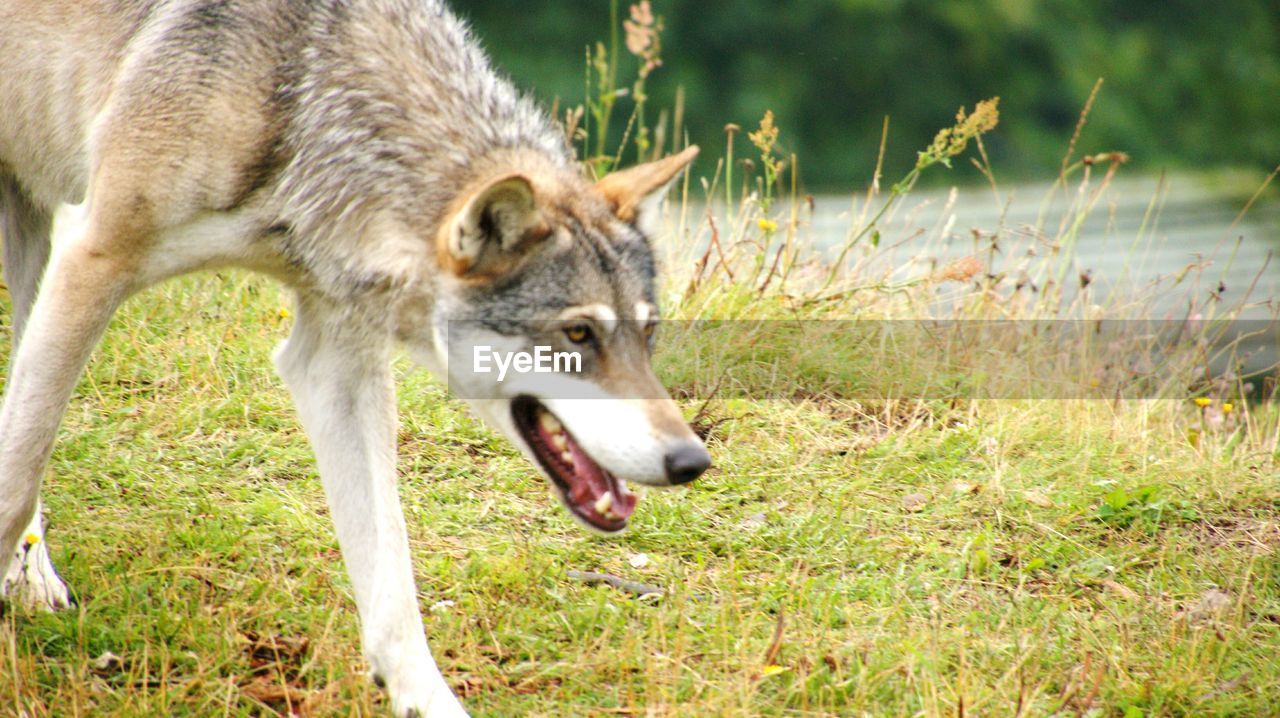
[454,0,1280,189]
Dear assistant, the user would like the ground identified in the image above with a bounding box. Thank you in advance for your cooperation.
[2,267,1278,717]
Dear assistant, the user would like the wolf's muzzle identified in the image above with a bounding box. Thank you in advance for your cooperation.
[664,442,711,485]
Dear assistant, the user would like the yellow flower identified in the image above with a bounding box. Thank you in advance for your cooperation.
[279,307,292,319]
[749,111,779,155]
[1222,403,1234,414]
[920,98,1000,167]
[757,218,779,233]
[25,533,40,546]
[1193,397,1212,408]
[761,664,788,677]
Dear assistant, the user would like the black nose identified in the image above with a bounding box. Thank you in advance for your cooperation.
[664,443,711,485]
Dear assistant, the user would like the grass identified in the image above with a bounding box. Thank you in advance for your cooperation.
[5,9,1280,717]
[2,263,1279,717]
[5,169,1280,717]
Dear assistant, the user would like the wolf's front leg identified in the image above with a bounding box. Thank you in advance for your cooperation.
[275,292,467,718]
[2,501,72,610]
[1,242,128,612]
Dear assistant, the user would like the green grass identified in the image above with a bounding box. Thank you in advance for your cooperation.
[4,246,1280,717]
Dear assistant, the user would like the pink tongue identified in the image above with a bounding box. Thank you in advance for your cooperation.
[565,439,636,521]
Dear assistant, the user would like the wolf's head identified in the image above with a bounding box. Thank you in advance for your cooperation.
[406,147,709,533]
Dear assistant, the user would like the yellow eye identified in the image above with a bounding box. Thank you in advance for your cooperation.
[565,324,593,344]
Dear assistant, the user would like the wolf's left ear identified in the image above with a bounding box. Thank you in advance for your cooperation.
[440,174,552,277]
[595,146,699,236]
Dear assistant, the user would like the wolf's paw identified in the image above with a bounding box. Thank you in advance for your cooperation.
[391,691,468,718]
[1,534,73,612]
[375,670,469,718]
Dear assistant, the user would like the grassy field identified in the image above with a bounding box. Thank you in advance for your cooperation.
[4,158,1280,717]
[4,23,1280,717]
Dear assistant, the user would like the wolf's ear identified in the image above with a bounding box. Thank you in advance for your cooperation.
[595,146,699,236]
[439,174,552,277]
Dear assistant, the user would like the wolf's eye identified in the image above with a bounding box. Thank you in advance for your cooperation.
[642,322,656,339]
[565,324,593,344]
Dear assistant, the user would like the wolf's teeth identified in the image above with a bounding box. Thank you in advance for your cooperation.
[561,451,575,464]
[551,433,568,451]
[539,412,563,434]
[594,492,614,514]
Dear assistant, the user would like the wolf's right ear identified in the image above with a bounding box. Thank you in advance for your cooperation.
[595,146,699,236]
[439,174,552,277]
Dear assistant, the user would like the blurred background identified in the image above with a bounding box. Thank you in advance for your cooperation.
[454,0,1280,349]
[455,0,1279,193]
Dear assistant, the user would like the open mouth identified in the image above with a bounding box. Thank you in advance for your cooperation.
[511,396,637,533]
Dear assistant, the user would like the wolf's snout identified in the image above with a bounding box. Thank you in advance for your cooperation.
[664,442,711,485]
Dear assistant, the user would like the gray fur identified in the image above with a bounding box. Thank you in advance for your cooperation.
[0,172,52,348]
[265,0,578,301]
[272,0,572,228]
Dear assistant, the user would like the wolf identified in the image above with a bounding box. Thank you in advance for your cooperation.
[0,0,710,715]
